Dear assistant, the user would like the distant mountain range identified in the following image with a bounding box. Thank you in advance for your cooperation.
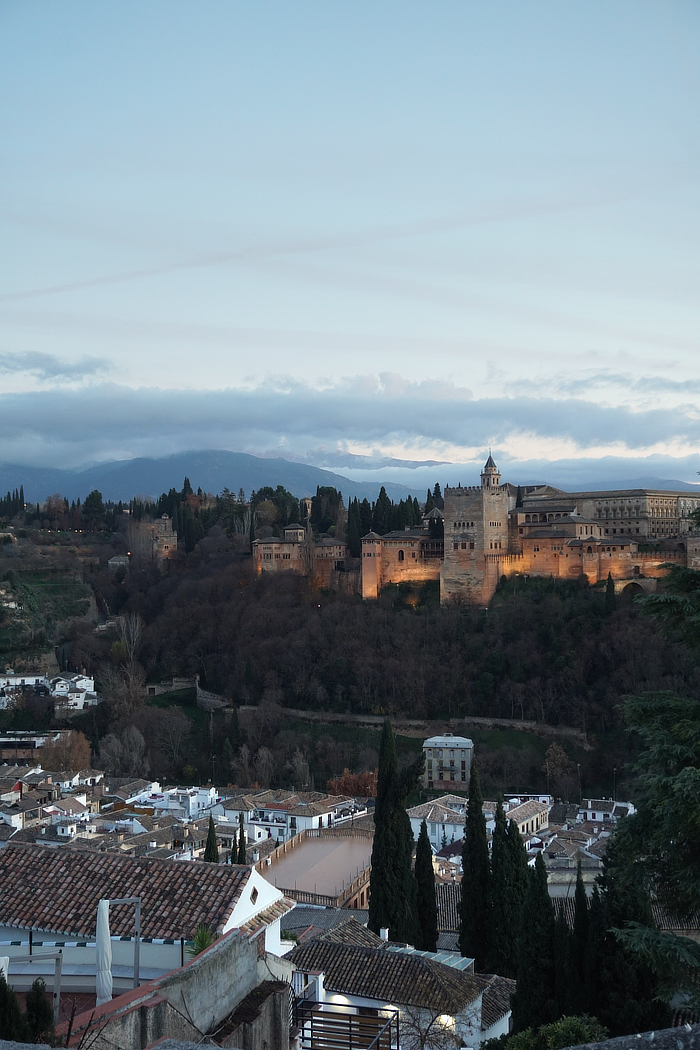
[1,450,699,506]
[0,450,422,504]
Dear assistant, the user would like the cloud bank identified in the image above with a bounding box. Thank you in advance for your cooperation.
[0,374,698,487]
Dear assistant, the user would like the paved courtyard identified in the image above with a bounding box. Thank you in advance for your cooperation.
[266,835,373,898]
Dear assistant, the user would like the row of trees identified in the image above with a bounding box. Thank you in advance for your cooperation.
[459,757,672,1037]
[367,721,438,952]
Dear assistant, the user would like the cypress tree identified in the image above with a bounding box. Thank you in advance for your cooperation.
[25,978,54,1044]
[459,758,490,968]
[515,485,523,508]
[347,498,362,557]
[237,813,247,863]
[572,860,589,986]
[584,840,671,1036]
[487,799,519,977]
[415,819,438,952]
[203,814,219,863]
[605,572,616,614]
[511,852,557,1031]
[0,974,27,1040]
[368,720,421,944]
[553,905,575,1017]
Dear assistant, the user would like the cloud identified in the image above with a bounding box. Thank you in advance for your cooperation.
[0,375,698,470]
[0,352,110,381]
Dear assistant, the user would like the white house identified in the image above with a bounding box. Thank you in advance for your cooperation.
[422,733,473,790]
[407,799,464,851]
[0,842,296,995]
[288,938,514,1048]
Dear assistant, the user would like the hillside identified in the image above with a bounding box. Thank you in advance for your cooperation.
[0,450,421,504]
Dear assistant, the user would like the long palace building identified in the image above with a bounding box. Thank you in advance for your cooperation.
[254,456,700,606]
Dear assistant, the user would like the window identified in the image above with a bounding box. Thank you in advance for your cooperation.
[398,550,404,562]
[250,887,259,904]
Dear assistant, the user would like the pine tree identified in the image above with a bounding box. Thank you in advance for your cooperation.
[459,758,490,968]
[203,814,219,863]
[512,853,557,1032]
[368,720,421,944]
[415,820,438,952]
[25,978,54,1044]
[237,813,247,863]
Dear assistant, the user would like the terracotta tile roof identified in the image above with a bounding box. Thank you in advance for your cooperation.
[316,916,385,949]
[237,896,296,937]
[281,906,369,933]
[507,800,548,823]
[407,801,463,824]
[481,974,516,1028]
[436,882,461,932]
[0,843,252,940]
[288,941,485,1013]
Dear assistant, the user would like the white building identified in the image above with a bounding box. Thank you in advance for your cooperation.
[422,733,473,790]
[407,799,464,851]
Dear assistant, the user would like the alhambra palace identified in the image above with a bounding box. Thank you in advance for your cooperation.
[253,456,700,604]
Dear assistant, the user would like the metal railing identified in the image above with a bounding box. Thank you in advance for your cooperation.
[293,998,398,1050]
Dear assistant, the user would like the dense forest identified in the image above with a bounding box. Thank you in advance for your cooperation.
[2,475,697,799]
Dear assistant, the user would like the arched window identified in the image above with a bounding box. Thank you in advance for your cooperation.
[587,546,593,553]
[398,550,404,562]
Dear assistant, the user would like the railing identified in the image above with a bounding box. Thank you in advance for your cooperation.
[293,998,398,1050]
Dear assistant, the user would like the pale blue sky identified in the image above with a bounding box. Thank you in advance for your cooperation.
[1,1,699,487]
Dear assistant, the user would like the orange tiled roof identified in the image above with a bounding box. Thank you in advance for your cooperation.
[0,843,251,940]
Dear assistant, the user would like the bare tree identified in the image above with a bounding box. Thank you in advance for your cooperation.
[253,746,274,788]
[286,747,310,789]
[398,1005,460,1050]
[235,744,252,787]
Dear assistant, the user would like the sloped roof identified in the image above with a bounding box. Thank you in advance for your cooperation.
[481,974,516,1028]
[281,906,369,933]
[0,843,252,940]
[407,801,463,824]
[435,882,461,932]
[316,916,385,949]
[287,940,485,1013]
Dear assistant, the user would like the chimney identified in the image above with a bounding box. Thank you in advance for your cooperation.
[380,928,389,941]
[252,849,259,863]
[149,840,157,849]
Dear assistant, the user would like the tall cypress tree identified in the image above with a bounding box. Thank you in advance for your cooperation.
[459,758,490,968]
[237,813,247,863]
[203,814,219,863]
[415,819,438,952]
[584,839,671,1036]
[511,852,557,1032]
[368,720,421,944]
[572,860,589,985]
[605,572,616,614]
[487,799,521,977]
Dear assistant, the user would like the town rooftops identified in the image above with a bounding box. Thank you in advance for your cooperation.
[407,801,464,824]
[0,843,253,940]
[423,734,473,749]
[287,940,486,1014]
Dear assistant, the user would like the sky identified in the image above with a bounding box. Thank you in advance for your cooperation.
[1,1,700,491]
